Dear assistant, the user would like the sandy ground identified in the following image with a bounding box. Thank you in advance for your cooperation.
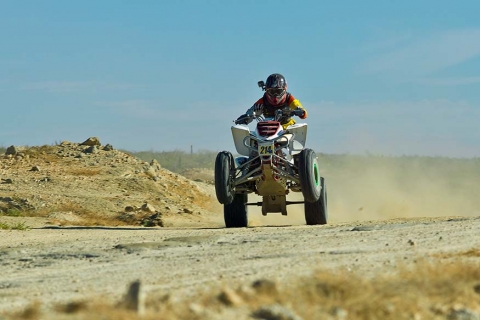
[0,213,478,316]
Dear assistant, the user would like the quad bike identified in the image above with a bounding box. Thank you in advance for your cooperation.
[215,86,328,228]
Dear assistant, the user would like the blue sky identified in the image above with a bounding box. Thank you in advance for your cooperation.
[1,1,479,157]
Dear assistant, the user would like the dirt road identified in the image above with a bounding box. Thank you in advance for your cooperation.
[1,143,479,318]
[1,215,478,317]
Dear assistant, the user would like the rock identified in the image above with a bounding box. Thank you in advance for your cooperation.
[330,307,348,319]
[474,284,480,294]
[5,145,18,155]
[189,303,205,315]
[252,279,278,295]
[79,137,101,146]
[124,206,135,212]
[218,287,243,306]
[141,203,156,213]
[57,301,88,313]
[103,144,114,151]
[144,167,157,178]
[83,146,99,154]
[119,280,145,315]
[183,208,193,214]
[447,308,480,320]
[30,166,41,172]
[252,304,303,320]
[150,159,161,169]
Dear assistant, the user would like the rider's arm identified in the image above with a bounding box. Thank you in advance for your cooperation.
[245,98,264,117]
[236,99,264,125]
[287,94,307,119]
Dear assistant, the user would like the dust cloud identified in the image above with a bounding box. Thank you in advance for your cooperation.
[324,155,480,223]
[247,155,480,226]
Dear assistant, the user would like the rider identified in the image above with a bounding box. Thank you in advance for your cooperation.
[236,73,308,129]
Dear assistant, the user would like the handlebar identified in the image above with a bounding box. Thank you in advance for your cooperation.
[234,107,304,124]
[234,114,253,125]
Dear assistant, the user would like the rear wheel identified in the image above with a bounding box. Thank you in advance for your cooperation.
[305,177,327,225]
[224,193,248,228]
[298,148,321,202]
[214,151,234,204]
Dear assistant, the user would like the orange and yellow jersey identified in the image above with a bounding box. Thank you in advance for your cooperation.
[246,92,308,129]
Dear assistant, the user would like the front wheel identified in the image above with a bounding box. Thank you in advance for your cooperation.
[224,193,248,228]
[298,148,321,202]
[215,151,234,204]
[304,177,328,225]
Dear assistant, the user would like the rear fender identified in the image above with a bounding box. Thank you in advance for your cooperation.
[286,123,308,150]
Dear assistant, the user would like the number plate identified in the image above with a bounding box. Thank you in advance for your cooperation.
[258,142,274,155]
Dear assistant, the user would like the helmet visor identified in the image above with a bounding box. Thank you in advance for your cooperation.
[266,88,286,98]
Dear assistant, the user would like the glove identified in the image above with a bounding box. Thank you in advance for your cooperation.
[253,103,263,113]
[293,108,306,118]
[235,114,250,125]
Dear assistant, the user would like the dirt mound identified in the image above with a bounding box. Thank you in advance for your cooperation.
[0,138,221,227]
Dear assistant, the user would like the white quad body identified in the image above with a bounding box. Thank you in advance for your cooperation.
[231,122,308,157]
[228,119,311,215]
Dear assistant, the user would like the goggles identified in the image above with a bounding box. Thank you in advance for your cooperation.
[266,88,286,97]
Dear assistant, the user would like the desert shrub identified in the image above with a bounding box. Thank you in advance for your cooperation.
[0,221,29,230]
[2,208,23,217]
[130,149,217,172]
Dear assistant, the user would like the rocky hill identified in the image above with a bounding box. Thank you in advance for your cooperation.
[0,137,221,228]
